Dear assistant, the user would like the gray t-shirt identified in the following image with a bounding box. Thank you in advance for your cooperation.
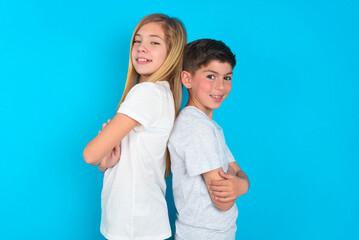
[168,106,238,240]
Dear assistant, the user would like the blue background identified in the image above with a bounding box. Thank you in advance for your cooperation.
[1,0,358,239]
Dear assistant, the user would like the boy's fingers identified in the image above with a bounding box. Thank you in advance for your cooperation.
[211,191,231,198]
[107,119,111,123]
[209,185,227,192]
[219,171,234,179]
[214,196,235,203]
[210,180,229,186]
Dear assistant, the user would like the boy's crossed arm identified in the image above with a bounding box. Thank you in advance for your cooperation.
[204,162,249,210]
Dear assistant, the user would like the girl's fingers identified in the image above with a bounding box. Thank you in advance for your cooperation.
[98,130,102,134]
[115,144,120,151]
[102,119,112,129]
[102,119,111,130]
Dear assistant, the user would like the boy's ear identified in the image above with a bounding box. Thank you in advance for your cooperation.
[181,71,192,89]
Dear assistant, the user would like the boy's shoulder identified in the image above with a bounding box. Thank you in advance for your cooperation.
[178,106,205,117]
[171,106,217,140]
[175,106,211,126]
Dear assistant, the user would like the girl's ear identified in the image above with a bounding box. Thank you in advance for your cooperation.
[181,71,192,89]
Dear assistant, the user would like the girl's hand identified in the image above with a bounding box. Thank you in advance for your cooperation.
[208,171,249,203]
[97,120,121,173]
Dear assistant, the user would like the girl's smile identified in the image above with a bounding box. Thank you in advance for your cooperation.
[135,57,153,63]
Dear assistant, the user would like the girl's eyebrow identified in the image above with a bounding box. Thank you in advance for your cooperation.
[134,33,164,41]
[150,35,164,40]
[203,70,233,75]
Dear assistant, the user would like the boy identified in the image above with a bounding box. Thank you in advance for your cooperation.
[168,39,249,240]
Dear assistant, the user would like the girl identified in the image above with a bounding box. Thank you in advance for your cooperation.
[83,14,187,240]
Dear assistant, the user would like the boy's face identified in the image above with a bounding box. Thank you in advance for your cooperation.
[182,60,233,118]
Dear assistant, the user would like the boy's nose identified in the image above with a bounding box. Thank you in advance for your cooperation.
[215,79,224,90]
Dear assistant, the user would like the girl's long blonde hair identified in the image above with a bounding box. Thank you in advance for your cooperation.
[116,14,187,176]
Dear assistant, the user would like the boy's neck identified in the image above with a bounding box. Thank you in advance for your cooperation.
[186,100,214,119]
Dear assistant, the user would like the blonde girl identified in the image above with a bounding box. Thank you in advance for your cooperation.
[83,13,187,239]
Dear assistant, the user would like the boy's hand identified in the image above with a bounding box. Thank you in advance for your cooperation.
[209,171,249,203]
[97,119,121,173]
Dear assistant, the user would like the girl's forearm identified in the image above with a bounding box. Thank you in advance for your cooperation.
[83,113,137,165]
[98,164,108,173]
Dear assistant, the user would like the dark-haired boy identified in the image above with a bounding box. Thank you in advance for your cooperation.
[168,39,249,239]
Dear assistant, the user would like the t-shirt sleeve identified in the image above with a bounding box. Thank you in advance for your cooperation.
[221,129,236,163]
[117,83,162,130]
[225,144,236,163]
[183,121,223,176]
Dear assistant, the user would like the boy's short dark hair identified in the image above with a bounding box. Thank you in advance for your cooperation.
[183,39,236,74]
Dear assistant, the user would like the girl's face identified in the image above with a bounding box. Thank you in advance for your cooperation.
[131,22,168,82]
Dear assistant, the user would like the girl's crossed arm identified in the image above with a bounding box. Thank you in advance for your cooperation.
[83,113,138,166]
[96,120,121,172]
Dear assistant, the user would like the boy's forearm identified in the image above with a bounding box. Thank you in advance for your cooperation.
[237,170,249,184]
[203,168,236,211]
[236,170,250,195]
[228,161,250,191]
[214,199,236,211]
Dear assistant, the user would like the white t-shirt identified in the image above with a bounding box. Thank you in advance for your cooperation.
[100,81,174,240]
[168,106,238,240]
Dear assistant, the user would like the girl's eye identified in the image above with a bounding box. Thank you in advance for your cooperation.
[207,75,215,80]
[224,76,232,81]
[133,40,141,44]
[151,42,160,45]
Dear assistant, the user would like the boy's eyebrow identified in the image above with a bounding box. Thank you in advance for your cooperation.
[203,70,233,75]
[134,33,164,41]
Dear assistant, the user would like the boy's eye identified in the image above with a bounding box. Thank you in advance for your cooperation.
[151,41,160,45]
[224,76,232,81]
[207,75,215,80]
[133,40,141,44]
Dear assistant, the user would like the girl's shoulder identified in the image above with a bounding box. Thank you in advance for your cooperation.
[132,81,169,92]
[125,81,171,106]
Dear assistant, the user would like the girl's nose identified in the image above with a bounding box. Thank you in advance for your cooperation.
[137,44,147,53]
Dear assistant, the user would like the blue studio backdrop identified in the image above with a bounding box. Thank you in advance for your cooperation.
[1,0,358,239]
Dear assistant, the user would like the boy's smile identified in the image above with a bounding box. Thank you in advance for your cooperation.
[183,60,233,119]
